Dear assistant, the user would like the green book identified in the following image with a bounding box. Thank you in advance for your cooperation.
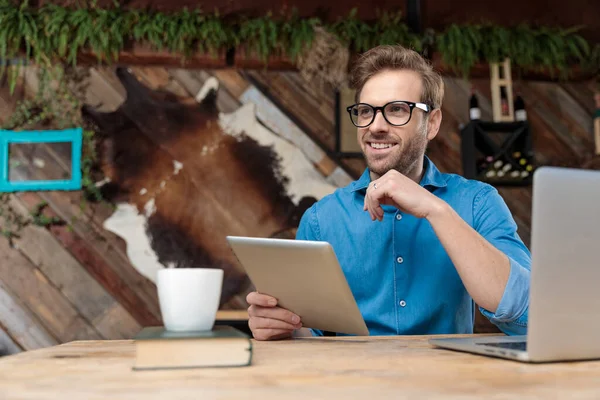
[133,325,252,371]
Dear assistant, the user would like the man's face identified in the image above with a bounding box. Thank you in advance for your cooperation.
[356,69,433,178]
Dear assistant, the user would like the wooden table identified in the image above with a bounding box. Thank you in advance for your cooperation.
[1,334,600,399]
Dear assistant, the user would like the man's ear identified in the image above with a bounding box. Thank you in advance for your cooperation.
[426,108,442,141]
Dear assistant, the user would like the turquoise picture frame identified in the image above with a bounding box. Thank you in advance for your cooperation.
[0,128,82,192]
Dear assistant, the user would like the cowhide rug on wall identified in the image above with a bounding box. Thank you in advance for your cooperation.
[83,68,338,308]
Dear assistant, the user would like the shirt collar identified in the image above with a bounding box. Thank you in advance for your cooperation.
[351,155,448,193]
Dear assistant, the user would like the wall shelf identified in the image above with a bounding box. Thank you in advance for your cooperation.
[460,121,535,186]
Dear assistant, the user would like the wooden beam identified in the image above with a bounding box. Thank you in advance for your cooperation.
[8,195,114,321]
[523,81,594,157]
[0,235,103,343]
[76,44,232,69]
[76,45,295,70]
[0,279,58,350]
[430,54,597,83]
[92,303,142,340]
[67,46,598,82]
[47,221,161,327]
[406,0,423,34]
[0,322,22,356]
[9,193,143,339]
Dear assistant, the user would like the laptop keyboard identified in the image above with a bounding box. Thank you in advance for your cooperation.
[477,341,527,351]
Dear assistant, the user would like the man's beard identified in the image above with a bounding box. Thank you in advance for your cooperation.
[365,119,429,177]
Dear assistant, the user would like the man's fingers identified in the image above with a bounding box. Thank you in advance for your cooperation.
[366,189,378,220]
[248,305,301,325]
[246,291,278,307]
[376,202,384,220]
[249,316,301,332]
[253,329,294,341]
[367,180,386,221]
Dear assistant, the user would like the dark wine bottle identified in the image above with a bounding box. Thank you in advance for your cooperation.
[500,87,509,116]
[469,88,481,120]
[514,93,527,121]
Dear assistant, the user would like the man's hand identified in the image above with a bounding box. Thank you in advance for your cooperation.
[246,292,302,340]
[363,169,445,221]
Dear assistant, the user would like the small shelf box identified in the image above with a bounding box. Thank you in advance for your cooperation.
[460,121,535,186]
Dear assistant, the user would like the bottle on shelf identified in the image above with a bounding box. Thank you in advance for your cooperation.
[507,150,534,181]
[495,159,505,178]
[512,151,528,167]
[514,93,527,121]
[483,158,506,180]
[500,87,509,116]
[469,87,481,121]
[481,156,495,179]
[477,155,493,173]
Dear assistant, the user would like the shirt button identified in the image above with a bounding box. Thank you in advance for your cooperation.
[399,300,407,307]
[396,214,402,221]
[397,256,404,264]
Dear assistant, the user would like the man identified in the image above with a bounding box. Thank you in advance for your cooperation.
[246,44,531,340]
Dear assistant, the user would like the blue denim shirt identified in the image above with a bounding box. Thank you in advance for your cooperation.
[296,156,530,336]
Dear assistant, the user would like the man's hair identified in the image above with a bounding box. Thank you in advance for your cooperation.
[349,45,444,110]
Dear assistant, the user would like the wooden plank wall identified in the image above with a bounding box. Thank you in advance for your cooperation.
[0,65,597,347]
[0,76,144,355]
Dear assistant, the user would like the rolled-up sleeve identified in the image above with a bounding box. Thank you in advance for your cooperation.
[472,185,531,335]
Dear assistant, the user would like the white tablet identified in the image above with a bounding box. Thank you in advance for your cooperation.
[226,236,369,336]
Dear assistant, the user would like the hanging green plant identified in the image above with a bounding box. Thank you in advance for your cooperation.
[0,0,36,79]
[435,22,592,79]
[329,8,373,53]
[436,24,482,78]
[236,12,280,61]
[129,8,169,50]
[279,11,319,62]
[194,12,233,57]
[371,10,422,52]
[478,24,512,63]
[0,1,596,86]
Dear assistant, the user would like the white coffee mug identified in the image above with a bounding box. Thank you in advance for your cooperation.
[157,268,224,332]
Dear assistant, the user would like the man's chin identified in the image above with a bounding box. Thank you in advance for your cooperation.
[366,159,396,177]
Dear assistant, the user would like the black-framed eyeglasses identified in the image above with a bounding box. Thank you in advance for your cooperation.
[346,101,431,128]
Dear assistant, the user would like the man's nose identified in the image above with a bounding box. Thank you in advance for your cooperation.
[369,110,389,132]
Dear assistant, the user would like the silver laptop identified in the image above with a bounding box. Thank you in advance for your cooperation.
[430,166,600,362]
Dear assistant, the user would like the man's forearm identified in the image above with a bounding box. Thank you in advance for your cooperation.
[426,201,510,312]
